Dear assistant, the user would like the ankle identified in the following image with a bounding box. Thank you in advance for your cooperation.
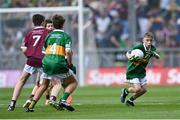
[10,100,16,107]
[129,96,136,101]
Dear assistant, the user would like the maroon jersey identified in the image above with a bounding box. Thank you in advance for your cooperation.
[23,26,49,67]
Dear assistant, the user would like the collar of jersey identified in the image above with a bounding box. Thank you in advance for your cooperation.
[53,29,64,32]
[34,26,44,29]
[143,43,151,51]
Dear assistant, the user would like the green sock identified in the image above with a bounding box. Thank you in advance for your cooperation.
[29,100,37,109]
[61,92,70,101]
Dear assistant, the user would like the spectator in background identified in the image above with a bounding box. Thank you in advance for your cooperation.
[176,19,180,45]
[107,19,121,48]
[95,9,110,48]
[11,0,34,7]
[159,0,171,20]
[137,0,150,37]
[116,0,129,39]
[148,0,159,9]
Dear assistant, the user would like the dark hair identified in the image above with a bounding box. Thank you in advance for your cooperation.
[52,14,65,29]
[144,32,154,39]
[43,19,53,27]
[32,14,45,26]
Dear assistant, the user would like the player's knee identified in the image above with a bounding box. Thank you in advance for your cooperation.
[133,86,141,93]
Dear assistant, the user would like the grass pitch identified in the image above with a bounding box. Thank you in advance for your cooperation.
[0,86,180,119]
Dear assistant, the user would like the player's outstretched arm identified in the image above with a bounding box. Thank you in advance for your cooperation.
[152,51,160,59]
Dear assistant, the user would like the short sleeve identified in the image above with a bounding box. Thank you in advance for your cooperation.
[65,35,72,49]
[23,34,29,46]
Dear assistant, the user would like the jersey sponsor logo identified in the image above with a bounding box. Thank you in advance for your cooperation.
[45,43,65,55]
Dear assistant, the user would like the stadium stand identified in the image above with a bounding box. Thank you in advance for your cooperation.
[0,0,180,69]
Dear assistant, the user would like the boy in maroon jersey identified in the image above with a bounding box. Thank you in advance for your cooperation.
[8,14,49,111]
[22,19,54,108]
[22,19,73,108]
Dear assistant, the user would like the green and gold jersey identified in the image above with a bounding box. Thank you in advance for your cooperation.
[126,44,157,79]
[42,29,71,75]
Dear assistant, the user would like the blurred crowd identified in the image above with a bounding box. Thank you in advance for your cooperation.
[1,0,180,51]
[84,0,180,49]
[0,0,77,7]
[0,0,180,68]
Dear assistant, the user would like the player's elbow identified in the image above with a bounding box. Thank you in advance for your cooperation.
[20,46,27,53]
[156,55,160,59]
[65,48,73,56]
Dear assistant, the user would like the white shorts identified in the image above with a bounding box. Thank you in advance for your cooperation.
[126,77,147,86]
[41,70,74,83]
[23,64,43,75]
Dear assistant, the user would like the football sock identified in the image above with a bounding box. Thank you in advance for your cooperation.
[129,96,136,101]
[61,92,70,101]
[28,100,37,109]
[46,95,50,100]
[10,100,16,107]
[125,88,129,94]
[50,96,56,101]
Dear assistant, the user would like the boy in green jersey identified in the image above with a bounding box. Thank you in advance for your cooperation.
[23,19,73,108]
[26,14,78,112]
[120,32,160,106]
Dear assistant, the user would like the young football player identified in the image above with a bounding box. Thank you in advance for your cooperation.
[120,32,160,106]
[8,14,49,111]
[22,19,57,107]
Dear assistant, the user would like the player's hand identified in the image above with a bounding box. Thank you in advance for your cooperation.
[146,51,160,59]
[68,64,76,74]
[129,56,141,62]
[151,51,160,59]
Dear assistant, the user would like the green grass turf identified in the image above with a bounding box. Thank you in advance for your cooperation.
[0,86,180,119]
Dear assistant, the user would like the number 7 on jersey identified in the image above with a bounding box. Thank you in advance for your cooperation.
[33,35,41,46]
